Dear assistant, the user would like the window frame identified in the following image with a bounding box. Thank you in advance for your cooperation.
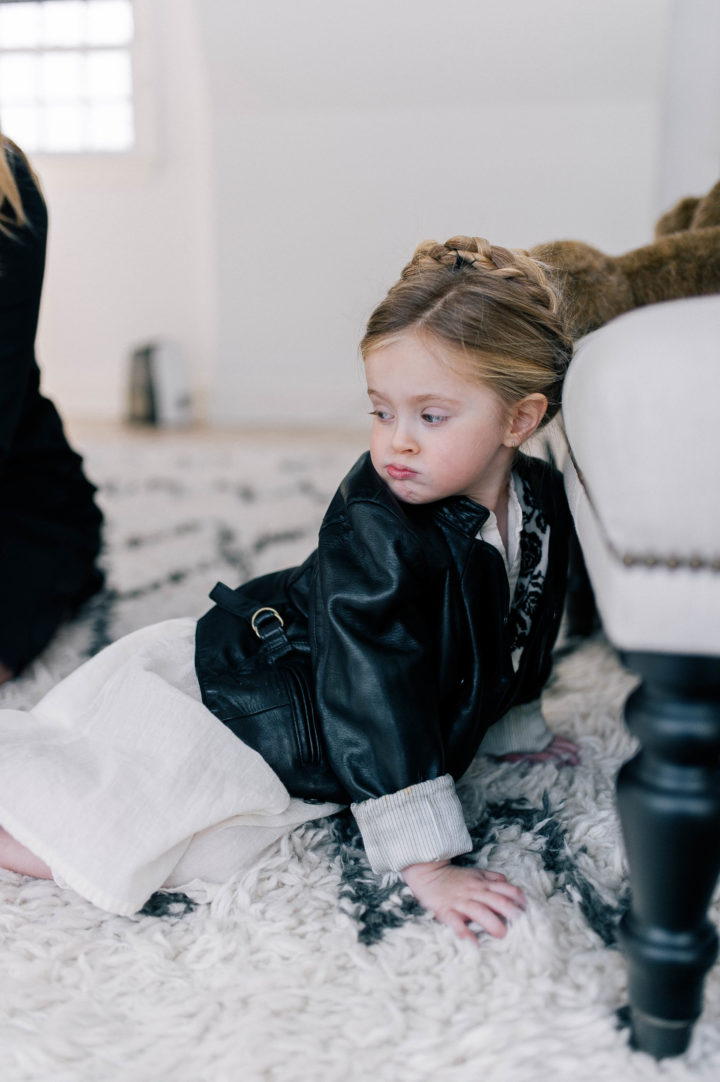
[0,0,157,171]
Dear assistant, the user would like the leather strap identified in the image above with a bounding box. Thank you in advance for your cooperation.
[208,582,294,662]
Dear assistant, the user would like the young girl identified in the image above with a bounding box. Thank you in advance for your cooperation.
[0,237,577,942]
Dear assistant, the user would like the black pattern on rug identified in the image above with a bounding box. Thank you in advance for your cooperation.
[139,890,197,918]
[322,794,630,948]
[326,811,425,945]
[467,793,631,948]
[136,788,630,941]
[76,498,316,656]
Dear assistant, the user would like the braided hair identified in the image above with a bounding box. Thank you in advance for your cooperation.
[360,237,573,425]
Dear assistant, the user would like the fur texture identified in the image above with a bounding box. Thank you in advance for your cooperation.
[531,179,720,339]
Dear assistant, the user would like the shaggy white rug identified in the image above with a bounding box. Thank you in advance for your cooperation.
[1,428,719,1082]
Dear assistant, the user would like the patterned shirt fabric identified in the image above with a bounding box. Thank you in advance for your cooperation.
[475,471,554,758]
[478,471,551,672]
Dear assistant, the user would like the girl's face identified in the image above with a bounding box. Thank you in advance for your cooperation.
[364,330,515,507]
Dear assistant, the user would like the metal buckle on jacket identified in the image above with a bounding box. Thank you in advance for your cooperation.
[251,606,285,639]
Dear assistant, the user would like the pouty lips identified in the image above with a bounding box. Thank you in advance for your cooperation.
[387,465,418,480]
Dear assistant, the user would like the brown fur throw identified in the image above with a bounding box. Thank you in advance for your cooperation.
[530,179,720,339]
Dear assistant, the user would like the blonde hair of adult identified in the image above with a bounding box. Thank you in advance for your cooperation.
[361,236,573,427]
[0,134,38,232]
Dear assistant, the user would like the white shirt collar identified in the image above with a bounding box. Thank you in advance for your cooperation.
[476,472,523,601]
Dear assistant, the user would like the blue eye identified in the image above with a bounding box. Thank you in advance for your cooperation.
[422,413,447,425]
[369,409,392,422]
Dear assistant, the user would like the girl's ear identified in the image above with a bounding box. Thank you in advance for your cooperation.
[505,393,548,447]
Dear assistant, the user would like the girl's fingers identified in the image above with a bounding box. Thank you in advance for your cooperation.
[468,871,526,907]
[550,737,581,762]
[458,901,511,939]
[406,864,529,943]
[503,741,581,766]
[473,888,526,921]
[443,909,481,942]
[482,881,527,909]
[440,889,526,941]
[553,736,578,751]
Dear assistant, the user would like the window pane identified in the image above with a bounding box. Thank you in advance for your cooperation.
[86,49,131,99]
[87,0,133,47]
[0,1,135,153]
[41,1,87,47]
[44,102,85,151]
[0,3,41,49]
[89,100,132,149]
[0,104,40,150]
[0,53,40,104]
[42,51,84,103]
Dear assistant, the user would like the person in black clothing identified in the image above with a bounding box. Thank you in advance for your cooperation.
[0,135,103,682]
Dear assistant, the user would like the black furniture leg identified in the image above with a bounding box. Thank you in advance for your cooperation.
[616,652,720,1058]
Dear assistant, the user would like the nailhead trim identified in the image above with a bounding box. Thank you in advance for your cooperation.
[566,445,720,575]
[620,552,720,572]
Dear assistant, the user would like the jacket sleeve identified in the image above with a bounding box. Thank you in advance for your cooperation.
[311,499,472,872]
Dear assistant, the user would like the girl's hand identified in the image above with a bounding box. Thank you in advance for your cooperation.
[501,734,580,766]
[402,859,526,942]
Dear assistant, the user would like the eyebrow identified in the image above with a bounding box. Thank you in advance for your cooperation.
[366,389,463,406]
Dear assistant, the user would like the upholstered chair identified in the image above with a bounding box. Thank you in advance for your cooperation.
[562,295,720,1058]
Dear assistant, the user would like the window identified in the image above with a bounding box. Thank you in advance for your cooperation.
[0,0,134,153]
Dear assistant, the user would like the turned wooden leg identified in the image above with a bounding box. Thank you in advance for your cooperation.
[617,652,720,1058]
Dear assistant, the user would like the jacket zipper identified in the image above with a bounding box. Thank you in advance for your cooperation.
[283,664,322,766]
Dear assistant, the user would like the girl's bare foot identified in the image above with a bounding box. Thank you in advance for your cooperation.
[0,826,52,878]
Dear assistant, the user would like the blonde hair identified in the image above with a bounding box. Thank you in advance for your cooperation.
[0,135,38,232]
[360,236,573,425]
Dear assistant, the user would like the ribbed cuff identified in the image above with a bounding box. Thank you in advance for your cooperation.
[478,698,552,756]
[351,774,472,873]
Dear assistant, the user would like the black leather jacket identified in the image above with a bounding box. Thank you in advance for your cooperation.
[195,451,569,808]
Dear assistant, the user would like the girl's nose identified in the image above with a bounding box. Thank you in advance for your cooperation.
[391,421,419,454]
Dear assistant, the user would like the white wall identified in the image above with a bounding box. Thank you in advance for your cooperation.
[201,0,671,428]
[36,0,217,421]
[657,0,720,209]
[32,0,686,427]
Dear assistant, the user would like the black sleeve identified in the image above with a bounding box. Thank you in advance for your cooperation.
[0,151,48,468]
[310,499,448,803]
